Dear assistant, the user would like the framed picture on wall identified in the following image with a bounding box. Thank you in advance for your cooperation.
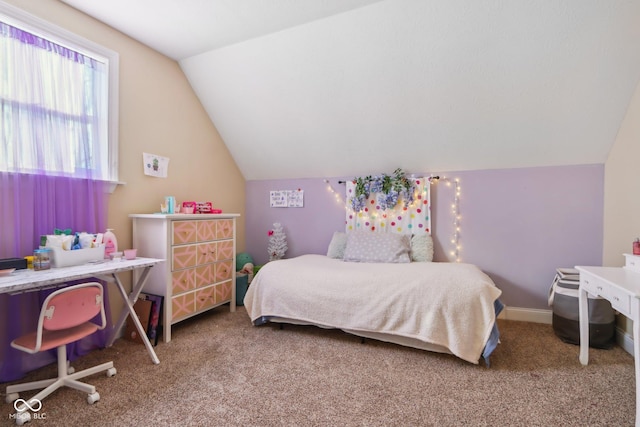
[287,189,304,207]
[270,190,288,207]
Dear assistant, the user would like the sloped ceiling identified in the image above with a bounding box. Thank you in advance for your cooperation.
[61,0,640,180]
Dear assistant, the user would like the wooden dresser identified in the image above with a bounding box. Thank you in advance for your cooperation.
[130,213,240,342]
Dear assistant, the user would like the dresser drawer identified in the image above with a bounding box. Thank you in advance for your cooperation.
[580,274,608,298]
[195,286,217,312]
[213,280,232,304]
[216,219,234,239]
[171,245,197,271]
[172,221,197,245]
[216,240,234,261]
[172,268,195,294]
[215,259,233,282]
[196,242,217,265]
[581,270,633,317]
[608,285,631,317]
[196,220,217,242]
[172,292,195,322]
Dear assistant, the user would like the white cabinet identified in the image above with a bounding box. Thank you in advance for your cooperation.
[624,253,640,273]
[130,213,239,342]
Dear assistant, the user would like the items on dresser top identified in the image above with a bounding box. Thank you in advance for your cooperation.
[158,201,222,215]
[130,213,240,343]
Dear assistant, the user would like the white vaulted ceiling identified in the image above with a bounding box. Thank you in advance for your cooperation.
[60,0,640,180]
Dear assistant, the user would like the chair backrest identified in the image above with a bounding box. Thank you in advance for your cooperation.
[40,282,106,331]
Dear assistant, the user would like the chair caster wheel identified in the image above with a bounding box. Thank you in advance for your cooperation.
[67,366,75,374]
[15,411,30,425]
[87,392,100,404]
[106,367,117,377]
[6,393,19,404]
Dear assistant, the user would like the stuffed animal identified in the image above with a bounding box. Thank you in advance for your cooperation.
[236,252,254,271]
[239,262,254,283]
[239,262,254,274]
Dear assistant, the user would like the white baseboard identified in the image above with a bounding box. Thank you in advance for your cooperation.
[498,306,635,357]
[616,327,634,356]
[498,306,552,324]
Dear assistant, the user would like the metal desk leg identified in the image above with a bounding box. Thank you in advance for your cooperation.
[109,267,160,364]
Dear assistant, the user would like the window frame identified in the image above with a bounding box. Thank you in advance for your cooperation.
[0,1,120,186]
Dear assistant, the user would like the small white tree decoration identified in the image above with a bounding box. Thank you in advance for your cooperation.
[268,222,288,261]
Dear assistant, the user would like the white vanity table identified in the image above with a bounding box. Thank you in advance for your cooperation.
[577,254,640,427]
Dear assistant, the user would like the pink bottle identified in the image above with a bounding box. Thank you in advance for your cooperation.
[103,229,118,259]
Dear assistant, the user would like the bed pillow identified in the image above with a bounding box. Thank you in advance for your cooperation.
[343,232,411,263]
[410,234,434,262]
[326,231,347,259]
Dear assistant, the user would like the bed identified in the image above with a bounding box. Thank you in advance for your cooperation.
[244,231,503,365]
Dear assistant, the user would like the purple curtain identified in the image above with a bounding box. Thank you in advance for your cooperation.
[0,173,110,382]
[1,21,99,68]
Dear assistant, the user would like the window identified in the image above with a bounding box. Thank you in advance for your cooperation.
[0,2,119,182]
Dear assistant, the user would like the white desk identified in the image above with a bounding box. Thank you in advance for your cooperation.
[577,264,640,427]
[0,257,164,365]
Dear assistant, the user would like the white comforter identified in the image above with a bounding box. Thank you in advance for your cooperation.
[244,255,502,364]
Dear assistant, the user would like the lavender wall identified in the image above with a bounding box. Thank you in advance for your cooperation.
[245,164,604,309]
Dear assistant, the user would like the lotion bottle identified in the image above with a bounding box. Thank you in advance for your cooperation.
[103,228,118,259]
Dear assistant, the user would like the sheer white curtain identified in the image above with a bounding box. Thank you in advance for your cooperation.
[0,21,109,180]
[345,177,432,235]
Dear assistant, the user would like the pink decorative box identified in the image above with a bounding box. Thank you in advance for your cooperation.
[196,202,213,214]
[182,201,196,213]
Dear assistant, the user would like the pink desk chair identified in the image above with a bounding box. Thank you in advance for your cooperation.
[5,282,116,425]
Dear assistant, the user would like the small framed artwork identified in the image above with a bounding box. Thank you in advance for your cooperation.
[143,152,170,178]
[287,189,304,207]
[270,190,288,207]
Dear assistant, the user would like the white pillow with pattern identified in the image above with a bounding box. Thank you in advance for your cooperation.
[343,232,411,263]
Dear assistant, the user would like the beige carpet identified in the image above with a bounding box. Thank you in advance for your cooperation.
[1,306,635,426]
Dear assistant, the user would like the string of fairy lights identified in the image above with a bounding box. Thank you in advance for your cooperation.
[429,175,462,263]
[324,178,344,205]
[323,175,462,262]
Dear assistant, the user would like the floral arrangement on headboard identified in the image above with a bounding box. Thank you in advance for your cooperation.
[345,169,431,235]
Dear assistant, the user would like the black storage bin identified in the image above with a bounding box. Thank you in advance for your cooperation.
[549,268,615,349]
